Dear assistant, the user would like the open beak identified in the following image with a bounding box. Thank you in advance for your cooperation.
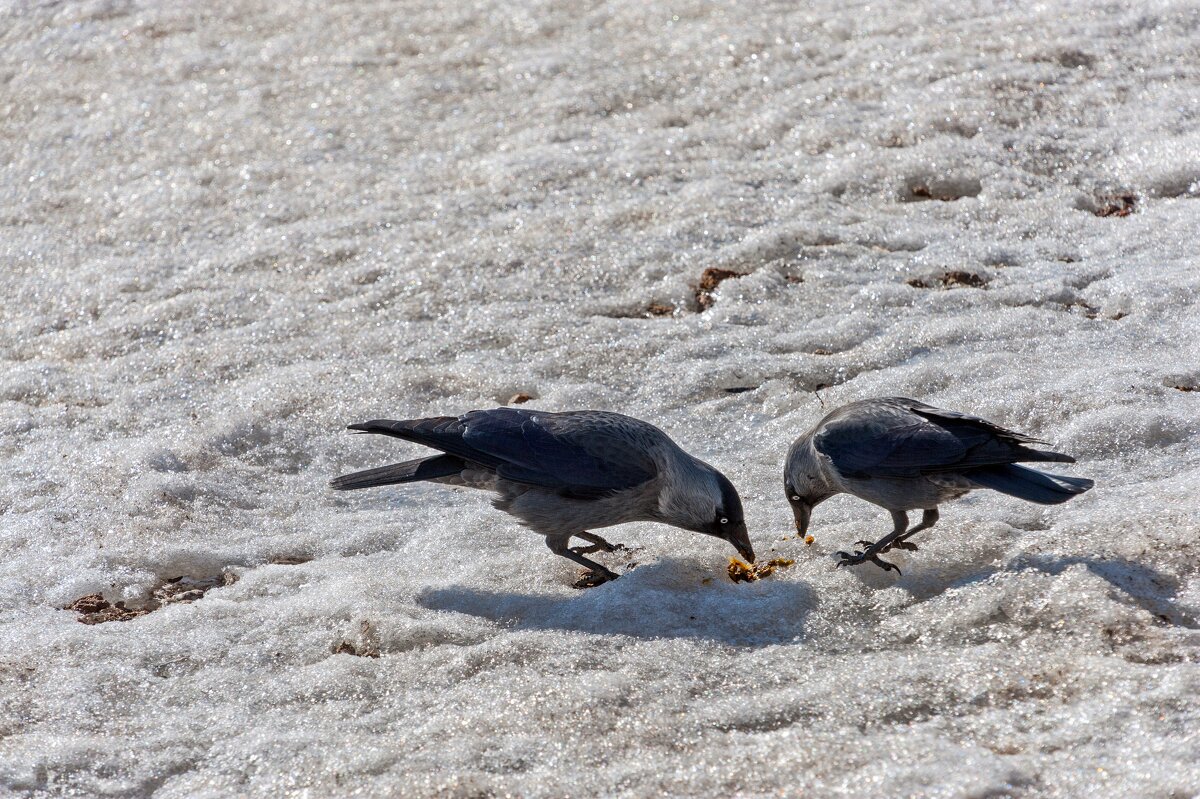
[792,502,812,538]
[728,520,755,564]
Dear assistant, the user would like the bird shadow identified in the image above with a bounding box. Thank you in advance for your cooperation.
[416,558,817,646]
[911,552,1197,628]
[1014,552,1197,628]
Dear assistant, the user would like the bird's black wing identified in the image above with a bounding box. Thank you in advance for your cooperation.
[348,409,657,498]
[813,397,1071,479]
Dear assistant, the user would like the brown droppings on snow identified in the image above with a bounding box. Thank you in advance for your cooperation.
[65,594,151,625]
[1093,194,1136,217]
[332,620,381,658]
[646,303,676,317]
[907,271,988,289]
[695,268,746,310]
[571,571,612,589]
[900,176,982,202]
[66,573,234,625]
[66,594,110,614]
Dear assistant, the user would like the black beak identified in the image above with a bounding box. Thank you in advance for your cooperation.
[727,520,755,563]
[792,501,812,538]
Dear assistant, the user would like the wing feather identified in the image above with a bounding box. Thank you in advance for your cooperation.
[813,398,1071,478]
[349,409,657,497]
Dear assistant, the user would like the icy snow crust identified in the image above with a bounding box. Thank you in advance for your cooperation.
[3,0,1200,795]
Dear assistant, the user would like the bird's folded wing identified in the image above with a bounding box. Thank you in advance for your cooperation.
[352,409,656,498]
[814,401,1051,478]
[908,404,1044,445]
[464,409,657,497]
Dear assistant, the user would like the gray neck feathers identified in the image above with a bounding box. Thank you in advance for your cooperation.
[654,446,718,526]
[787,435,839,496]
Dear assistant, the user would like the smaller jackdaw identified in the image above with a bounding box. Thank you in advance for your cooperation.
[332,408,754,585]
[784,397,1093,573]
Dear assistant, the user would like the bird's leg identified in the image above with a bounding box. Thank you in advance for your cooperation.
[547,535,618,587]
[569,531,624,555]
[891,508,939,551]
[853,510,907,550]
[841,511,908,573]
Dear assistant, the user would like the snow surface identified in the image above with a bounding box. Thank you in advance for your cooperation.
[3,0,1200,796]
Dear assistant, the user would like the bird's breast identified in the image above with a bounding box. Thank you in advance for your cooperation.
[841,474,953,511]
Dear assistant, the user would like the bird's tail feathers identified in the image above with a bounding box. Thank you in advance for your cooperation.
[969,464,1093,505]
[347,418,454,440]
[1014,447,1076,464]
[330,454,464,490]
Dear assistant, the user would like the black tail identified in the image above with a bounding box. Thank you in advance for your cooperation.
[347,418,457,441]
[969,464,1094,505]
[330,454,464,490]
[1012,447,1076,464]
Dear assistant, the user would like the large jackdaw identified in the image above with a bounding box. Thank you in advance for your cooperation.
[784,397,1093,573]
[332,408,755,584]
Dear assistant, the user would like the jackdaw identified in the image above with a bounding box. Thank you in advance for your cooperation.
[332,408,754,584]
[784,397,1093,573]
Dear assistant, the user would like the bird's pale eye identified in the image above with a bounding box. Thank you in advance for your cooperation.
[720,517,728,525]
[791,495,801,502]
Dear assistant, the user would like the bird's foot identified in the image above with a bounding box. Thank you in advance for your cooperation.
[835,549,902,575]
[571,567,618,589]
[854,538,918,554]
[570,541,626,556]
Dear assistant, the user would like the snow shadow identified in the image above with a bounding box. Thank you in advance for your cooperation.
[912,553,1196,627]
[417,559,816,646]
[1013,553,1198,628]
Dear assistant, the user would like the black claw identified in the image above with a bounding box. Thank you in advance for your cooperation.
[856,538,918,554]
[835,549,902,575]
[868,555,902,574]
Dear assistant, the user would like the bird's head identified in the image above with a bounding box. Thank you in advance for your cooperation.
[784,443,837,538]
[660,465,755,563]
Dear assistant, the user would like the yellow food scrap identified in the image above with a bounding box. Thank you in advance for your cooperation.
[804,535,815,545]
[727,557,796,583]
[727,557,756,583]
